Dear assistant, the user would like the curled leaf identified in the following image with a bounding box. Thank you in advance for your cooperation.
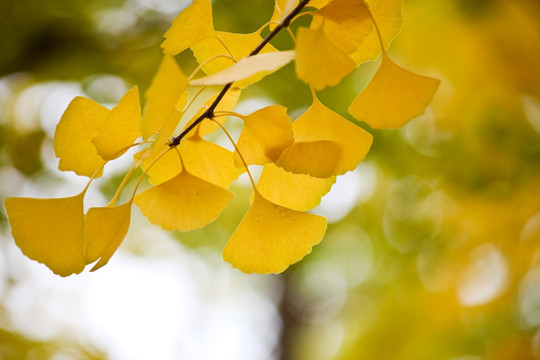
[223,192,327,274]
[190,51,295,86]
[84,201,133,271]
[191,31,277,88]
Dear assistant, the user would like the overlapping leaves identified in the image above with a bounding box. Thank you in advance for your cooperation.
[5,0,439,277]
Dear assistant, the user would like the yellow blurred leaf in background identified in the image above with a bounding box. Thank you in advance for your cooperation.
[350,0,404,65]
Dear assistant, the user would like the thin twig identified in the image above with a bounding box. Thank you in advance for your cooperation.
[169,0,311,147]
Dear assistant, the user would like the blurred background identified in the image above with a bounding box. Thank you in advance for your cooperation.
[1,0,540,359]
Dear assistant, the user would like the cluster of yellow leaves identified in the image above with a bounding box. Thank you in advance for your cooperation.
[5,0,439,277]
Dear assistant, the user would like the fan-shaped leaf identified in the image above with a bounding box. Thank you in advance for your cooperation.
[134,169,235,232]
[348,53,440,129]
[4,193,86,277]
[162,0,215,56]
[223,192,327,274]
[54,97,108,177]
[92,86,142,160]
[257,163,335,211]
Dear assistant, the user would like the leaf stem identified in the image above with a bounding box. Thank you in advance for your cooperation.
[212,119,258,192]
[169,0,311,147]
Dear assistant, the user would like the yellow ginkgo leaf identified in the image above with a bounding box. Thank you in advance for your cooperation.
[275,140,342,178]
[348,53,440,129]
[54,97,109,178]
[295,26,356,90]
[235,105,294,167]
[137,95,188,184]
[141,55,188,139]
[141,148,181,185]
[183,135,244,188]
[278,94,373,177]
[183,88,241,138]
[161,0,215,56]
[270,0,298,28]
[222,192,327,274]
[84,201,132,271]
[257,163,336,211]
[4,192,86,277]
[309,0,330,8]
[92,86,142,160]
[313,0,372,54]
[134,169,235,232]
[190,51,295,86]
[191,31,277,88]
[349,0,403,65]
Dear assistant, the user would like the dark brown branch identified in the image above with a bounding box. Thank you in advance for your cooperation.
[169,0,311,147]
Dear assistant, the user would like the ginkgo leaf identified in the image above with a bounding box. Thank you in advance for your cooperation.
[257,163,336,211]
[295,25,356,90]
[161,0,215,56]
[270,0,298,28]
[276,140,342,178]
[313,0,372,54]
[84,201,132,271]
[139,148,181,185]
[137,94,188,184]
[183,88,241,138]
[183,135,244,188]
[54,97,108,178]
[222,192,327,274]
[141,55,188,139]
[349,0,403,65]
[190,51,295,86]
[235,105,294,167]
[92,86,142,160]
[134,169,235,232]
[277,94,373,177]
[309,0,330,8]
[191,31,277,88]
[140,135,243,187]
[4,193,86,277]
[348,53,440,129]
